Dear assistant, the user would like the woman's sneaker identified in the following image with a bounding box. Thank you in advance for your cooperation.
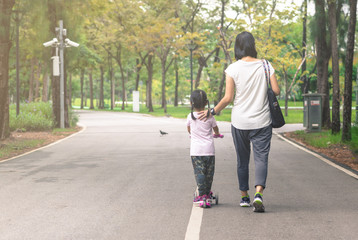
[240,195,251,207]
[253,192,265,212]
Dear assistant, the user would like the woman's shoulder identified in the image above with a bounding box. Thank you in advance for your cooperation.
[226,61,242,74]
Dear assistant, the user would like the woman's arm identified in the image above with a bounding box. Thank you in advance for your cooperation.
[187,126,191,134]
[270,73,280,96]
[198,74,235,120]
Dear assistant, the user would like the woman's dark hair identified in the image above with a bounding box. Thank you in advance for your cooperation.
[190,89,210,120]
[234,31,258,60]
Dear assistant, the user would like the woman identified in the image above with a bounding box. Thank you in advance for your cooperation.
[199,31,280,212]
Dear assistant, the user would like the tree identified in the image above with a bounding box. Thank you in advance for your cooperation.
[89,68,94,109]
[143,53,154,112]
[342,0,357,142]
[79,68,85,109]
[328,0,340,134]
[0,0,15,140]
[301,0,308,94]
[314,0,331,128]
[46,0,76,128]
[99,65,104,109]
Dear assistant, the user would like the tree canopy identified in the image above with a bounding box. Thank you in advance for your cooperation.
[0,0,357,139]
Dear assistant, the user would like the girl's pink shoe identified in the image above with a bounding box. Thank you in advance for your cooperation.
[194,195,207,208]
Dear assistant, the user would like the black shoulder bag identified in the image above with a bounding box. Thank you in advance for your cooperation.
[262,59,285,128]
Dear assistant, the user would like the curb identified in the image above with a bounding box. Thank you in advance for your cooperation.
[0,124,87,164]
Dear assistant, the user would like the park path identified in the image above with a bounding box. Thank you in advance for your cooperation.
[0,110,357,240]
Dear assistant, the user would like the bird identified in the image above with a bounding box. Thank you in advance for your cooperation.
[160,130,168,136]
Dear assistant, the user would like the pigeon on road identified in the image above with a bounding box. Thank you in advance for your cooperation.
[160,130,168,136]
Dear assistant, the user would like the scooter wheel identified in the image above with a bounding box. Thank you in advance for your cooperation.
[215,194,219,205]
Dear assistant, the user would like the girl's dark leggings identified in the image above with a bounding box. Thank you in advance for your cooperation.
[191,155,215,196]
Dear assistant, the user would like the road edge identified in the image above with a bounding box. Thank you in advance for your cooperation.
[0,124,87,164]
[275,132,358,180]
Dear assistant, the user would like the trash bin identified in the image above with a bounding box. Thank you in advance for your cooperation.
[302,94,324,132]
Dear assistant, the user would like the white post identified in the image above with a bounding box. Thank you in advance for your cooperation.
[133,91,140,112]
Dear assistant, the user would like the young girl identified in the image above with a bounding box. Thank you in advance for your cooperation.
[186,89,222,208]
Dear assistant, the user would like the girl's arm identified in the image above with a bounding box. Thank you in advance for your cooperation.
[198,74,235,120]
[187,126,191,134]
[213,126,220,135]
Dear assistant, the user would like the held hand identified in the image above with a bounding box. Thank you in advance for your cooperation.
[213,133,224,138]
[198,109,210,121]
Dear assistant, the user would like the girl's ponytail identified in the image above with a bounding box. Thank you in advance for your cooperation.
[191,104,196,120]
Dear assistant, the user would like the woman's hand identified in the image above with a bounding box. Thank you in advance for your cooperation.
[197,109,210,121]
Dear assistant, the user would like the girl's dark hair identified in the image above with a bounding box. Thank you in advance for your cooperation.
[190,89,211,120]
[234,31,258,60]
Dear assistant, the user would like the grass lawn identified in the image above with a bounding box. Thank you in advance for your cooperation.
[0,139,45,159]
[0,127,80,161]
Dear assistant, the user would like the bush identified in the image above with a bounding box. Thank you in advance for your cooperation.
[10,102,54,131]
[68,109,79,127]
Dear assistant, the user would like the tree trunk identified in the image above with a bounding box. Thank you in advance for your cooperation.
[301,0,308,94]
[315,0,331,128]
[99,66,104,109]
[135,58,140,91]
[195,49,216,90]
[119,63,126,111]
[217,63,227,105]
[328,0,340,134]
[146,54,154,112]
[174,58,179,107]
[113,45,126,110]
[80,68,84,109]
[195,60,204,89]
[284,69,289,117]
[161,59,167,113]
[120,66,125,111]
[28,58,35,102]
[89,69,94,109]
[41,61,49,102]
[0,0,15,140]
[108,54,114,110]
[42,70,49,102]
[47,0,61,127]
[68,73,72,107]
[34,60,41,101]
[64,55,69,127]
[342,0,357,142]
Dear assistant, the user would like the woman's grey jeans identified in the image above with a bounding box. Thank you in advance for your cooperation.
[231,124,272,191]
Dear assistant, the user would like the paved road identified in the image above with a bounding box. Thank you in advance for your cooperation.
[0,111,357,240]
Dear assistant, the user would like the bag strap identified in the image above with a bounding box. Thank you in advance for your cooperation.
[262,59,271,88]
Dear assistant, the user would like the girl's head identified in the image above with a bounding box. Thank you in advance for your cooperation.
[190,89,210,120]
[234,31,257,60]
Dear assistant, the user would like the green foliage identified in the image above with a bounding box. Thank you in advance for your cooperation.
[9,102,54,131]
[9,102,79,131]
[68,109,79,128]
[293,127,358,154]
